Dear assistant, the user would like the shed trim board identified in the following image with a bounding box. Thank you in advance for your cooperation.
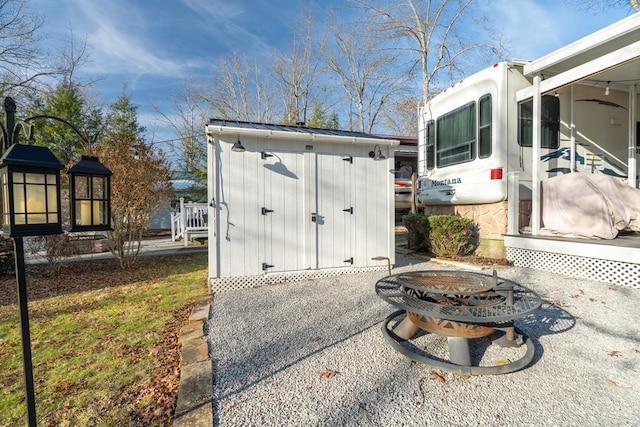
[206,120,399,291]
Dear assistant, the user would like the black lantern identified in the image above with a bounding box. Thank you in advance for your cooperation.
[68,155,113,232]
[0,143,64,237]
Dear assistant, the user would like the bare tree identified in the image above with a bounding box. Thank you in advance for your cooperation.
[381,96,421,136]
[324,14,409,133]
[270,11,325,125]
[0,0,90,99]
[353,0,507,102]
[567,0,640,12]
[154,83,207,179]
[201,52,274,123]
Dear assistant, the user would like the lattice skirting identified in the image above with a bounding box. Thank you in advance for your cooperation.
[210,266,388,293]
[506,247,640,289]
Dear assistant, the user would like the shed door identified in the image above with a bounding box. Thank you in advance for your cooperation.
[261,151,306,272]
[313,153,354,269]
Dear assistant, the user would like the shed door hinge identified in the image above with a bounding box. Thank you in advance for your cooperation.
[262,262,274,271]
[262,207,274,215]
[342,155,353,164]
[343,257,354,265]
[342,207,353,214]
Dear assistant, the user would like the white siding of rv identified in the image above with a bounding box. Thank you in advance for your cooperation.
[417,63,531,204]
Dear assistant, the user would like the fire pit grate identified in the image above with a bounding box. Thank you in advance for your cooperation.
[375,270,543,375]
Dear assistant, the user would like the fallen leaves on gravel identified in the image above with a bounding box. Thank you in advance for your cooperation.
[317,369,336,379]
[429,371,445,383]
[608,350,622,357]
[569,289,584,298]
[547,299,569,307]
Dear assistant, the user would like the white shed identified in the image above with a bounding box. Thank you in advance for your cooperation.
[206,119,399,292]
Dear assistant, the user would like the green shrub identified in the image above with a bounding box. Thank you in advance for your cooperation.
[402,213,430,250]
[427,214,476,257]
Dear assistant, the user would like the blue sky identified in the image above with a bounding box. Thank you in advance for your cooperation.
[27,0,632,149]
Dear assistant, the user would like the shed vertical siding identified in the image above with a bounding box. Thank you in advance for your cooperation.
[261,149,306,272]
[207,124,398,285]
[315,151,353,269]
[352,144,395,266]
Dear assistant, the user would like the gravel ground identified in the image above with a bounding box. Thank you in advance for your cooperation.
[207,254,640,426]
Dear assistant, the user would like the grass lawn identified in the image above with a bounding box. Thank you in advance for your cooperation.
[0,251,208,426]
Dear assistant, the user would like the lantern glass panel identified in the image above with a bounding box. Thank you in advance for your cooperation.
[13,180,25,213]
[25,173,45,184]
[75,175,89,199]
[9,171,59,226]
[26,184,46,223]
[93,176,106,198]
[75,200,103,226]
[1,170,8,227]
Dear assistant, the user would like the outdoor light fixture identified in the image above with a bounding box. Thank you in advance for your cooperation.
[605,81,610,96]
[369,144,385,161]
[0,96,113,427]
[68,156,113,232]
[231,138,246,152]
[0,142,64,236]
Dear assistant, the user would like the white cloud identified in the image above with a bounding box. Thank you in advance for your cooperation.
[56,0,193,78]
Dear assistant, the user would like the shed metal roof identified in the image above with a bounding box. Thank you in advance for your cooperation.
[207,118,399,146]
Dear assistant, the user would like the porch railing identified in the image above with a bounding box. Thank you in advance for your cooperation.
[170,198,209,246]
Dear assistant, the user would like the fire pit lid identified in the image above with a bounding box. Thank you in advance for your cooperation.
[396,271,495,295]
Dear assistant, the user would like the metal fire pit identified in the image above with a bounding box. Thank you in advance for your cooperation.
[375,270,542,375]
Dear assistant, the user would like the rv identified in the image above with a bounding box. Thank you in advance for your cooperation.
[416,61,639,256]
[392,135,418,211]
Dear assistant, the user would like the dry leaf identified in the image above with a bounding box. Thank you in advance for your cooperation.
[569,290,584,298]
[635,349,640,354]
[430,371,445,383]
[606,379,619,387]
[493,358,511,366]
[547,299,567,307]
[317,369,336,379]
[608,350,622,357]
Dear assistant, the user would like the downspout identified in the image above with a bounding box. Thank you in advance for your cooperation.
[629,84,637,188]
[206,131,220,279]
[531,76,542,235]
[570,86,576,172]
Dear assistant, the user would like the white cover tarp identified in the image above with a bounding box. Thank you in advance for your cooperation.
[541,172,640,239]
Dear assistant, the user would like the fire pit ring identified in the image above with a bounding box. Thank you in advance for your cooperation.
[375,270,542,375]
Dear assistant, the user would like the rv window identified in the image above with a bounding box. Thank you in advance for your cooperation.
[425,120,435,170]
[479,94,492,158]
[436,101,476,167]
[518,95,560,148]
